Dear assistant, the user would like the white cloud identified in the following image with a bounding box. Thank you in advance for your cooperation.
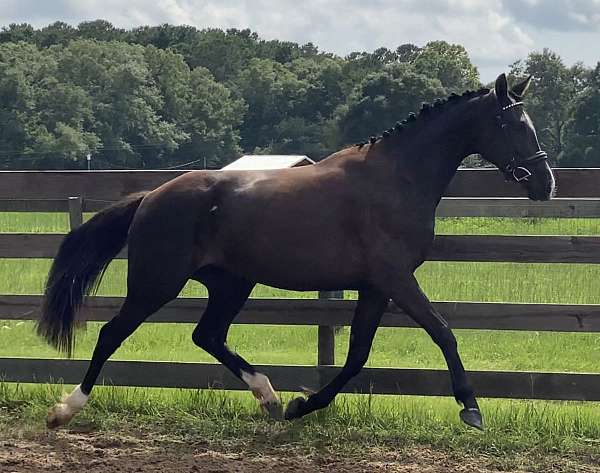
[0,0,598,82]
[502,0,600,31]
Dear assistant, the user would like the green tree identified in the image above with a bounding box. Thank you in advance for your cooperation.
[0,23,35,44]
[143,45,245,166]
[411,41,480,92]
[0,37,245,169]
[341,49,391,94]
[257,117,329,158]
[177,28,260,83]
[6,20,585,169]
[0,42,101,168]
[396,43,421,63]
[59,40,245,168]
[182,66,246,167]
[510,49,588,162]
[334,64,445,145]
[53,40,187,167]
[234,58,307,151]
[287,57,346,121]
[560,63,600,166]
[129,24,199,50]
[77,20,125,42]
[35,21,77,48]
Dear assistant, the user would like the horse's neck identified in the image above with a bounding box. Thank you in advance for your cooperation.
[395,100,483,205]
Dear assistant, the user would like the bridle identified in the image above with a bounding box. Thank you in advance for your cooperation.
[496,101,548,182]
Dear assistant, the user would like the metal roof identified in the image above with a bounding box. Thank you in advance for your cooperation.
[221,155,314,171]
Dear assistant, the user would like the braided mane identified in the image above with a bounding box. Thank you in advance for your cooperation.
[355,87,491,148]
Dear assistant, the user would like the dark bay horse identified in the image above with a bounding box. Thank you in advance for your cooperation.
[38,73,554,431]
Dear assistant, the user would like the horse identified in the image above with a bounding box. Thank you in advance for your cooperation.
[37,73,554,431]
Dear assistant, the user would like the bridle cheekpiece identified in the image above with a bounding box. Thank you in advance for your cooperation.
[496,101,548,183]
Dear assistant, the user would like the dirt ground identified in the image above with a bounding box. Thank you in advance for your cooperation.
[0,429,598,473]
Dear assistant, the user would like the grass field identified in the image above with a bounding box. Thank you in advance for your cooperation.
[1,212,600,467]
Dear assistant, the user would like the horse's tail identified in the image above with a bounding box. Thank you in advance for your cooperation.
[37,191,148,356]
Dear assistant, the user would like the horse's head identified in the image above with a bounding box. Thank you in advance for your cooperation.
[478,73,555,201]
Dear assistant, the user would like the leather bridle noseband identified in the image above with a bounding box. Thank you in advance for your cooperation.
[496,101,548,182]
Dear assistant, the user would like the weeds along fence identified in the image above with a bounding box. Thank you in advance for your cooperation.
[1,169,600,400]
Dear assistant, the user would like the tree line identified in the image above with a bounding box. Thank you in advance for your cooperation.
[0,20,597,169]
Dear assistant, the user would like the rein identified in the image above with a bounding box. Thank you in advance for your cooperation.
[496,101,548,182]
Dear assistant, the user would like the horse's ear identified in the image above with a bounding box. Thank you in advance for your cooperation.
[494,73,509,102]
[511,75,532,99]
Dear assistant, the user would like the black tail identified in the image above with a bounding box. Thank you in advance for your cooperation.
[37,192,148,356]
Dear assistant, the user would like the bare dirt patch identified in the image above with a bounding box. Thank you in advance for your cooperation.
[0,429,596,473]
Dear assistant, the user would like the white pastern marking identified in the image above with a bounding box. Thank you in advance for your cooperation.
[241,371,279,404]
[47,384,89,427]
[63,385,89,412]
[57,385,88,417]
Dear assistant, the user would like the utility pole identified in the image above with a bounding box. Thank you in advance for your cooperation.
[86,153,92,171]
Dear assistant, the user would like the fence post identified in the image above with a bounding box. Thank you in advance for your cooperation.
[68,196,83,229]
[317,290,343,389]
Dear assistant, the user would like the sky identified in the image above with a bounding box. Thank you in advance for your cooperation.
[1,0,599,82]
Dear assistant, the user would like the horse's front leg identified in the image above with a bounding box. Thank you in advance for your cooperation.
[284,287,388,420]
[389,272,483,430]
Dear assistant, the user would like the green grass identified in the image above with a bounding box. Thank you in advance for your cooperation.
[1,212,600,460]
[2,382,600,468]
[2,322,600,374]
[4,213,600,235]
[436,216,600,235]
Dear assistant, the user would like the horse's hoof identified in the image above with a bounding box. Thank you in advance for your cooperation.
[460,408,484,431]
[262,400,284,421]
[46,403,73,429]
[284,396,307,420]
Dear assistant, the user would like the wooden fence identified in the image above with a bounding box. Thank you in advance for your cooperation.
[1,169,600,401]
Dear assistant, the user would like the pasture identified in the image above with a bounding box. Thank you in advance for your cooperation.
[2,211,600,471]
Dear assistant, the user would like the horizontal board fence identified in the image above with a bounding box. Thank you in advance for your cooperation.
[2,295,600,333]
[2,233,600,262]
[1,169,600,402]
[0,168,597,201]
[2,358,600,401]
[1,196,600,217]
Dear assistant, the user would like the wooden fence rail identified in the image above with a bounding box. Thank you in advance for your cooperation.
[2,358,600,401]
[1,233,600,262]
[2,296,600,333]
[1,169,600,401]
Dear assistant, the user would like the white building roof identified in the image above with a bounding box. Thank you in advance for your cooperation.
[221,155,314,171]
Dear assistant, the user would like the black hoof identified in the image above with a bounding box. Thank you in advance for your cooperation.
[284,396,307,420]
[460,408,484,431]
[262,400,284,421]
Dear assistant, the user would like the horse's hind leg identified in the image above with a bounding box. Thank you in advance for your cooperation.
[191,268,282,418]
[46,260,189,428]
